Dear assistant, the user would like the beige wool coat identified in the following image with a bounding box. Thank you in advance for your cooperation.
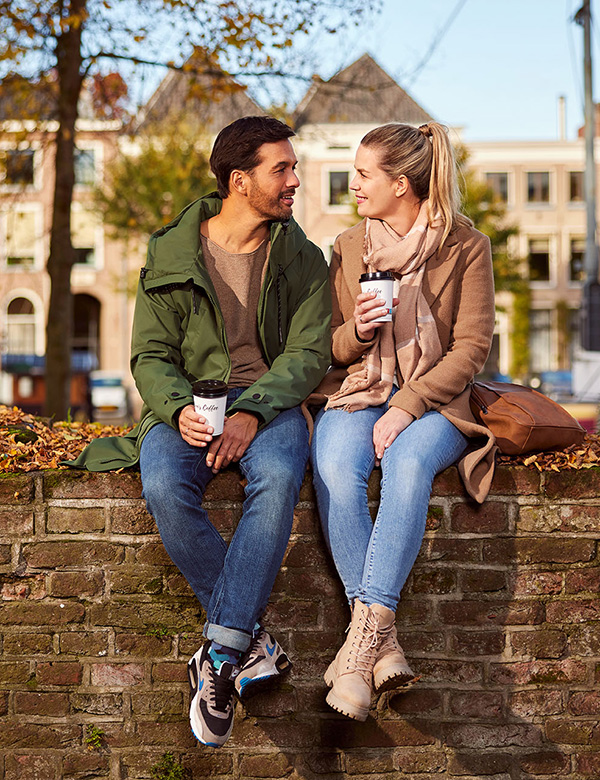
[316,219,498,503]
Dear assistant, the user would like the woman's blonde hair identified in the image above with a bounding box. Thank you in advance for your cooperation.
[360,121,471,244]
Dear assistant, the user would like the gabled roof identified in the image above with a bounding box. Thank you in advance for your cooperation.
[293,54,433,128]
[138,64,264,133]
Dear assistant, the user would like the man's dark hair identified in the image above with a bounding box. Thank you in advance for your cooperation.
[210,116,295,198]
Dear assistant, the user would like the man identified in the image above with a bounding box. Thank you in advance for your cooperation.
[128,116,329,747]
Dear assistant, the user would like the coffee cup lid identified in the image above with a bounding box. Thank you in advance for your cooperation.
[359,271,394,282]
[191,379,228,397]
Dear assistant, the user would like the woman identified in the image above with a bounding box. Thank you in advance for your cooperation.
[311,122,496,721]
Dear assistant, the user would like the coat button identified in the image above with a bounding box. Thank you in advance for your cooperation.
[252,393,260,399]
[171,392,180,397]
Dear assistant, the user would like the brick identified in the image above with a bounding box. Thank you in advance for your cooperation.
[109,567,164,595]
[70,693,123,715]
[512,571,563,597]
[396,599,432,626]
[451,501,508,533]
[1,574,46,600]
[320,718,436,748]
[273,569,340,599]
[164,572,194,596]
[575,753,600,775]
[303,752,343,774]
[36,662,82,686]
[422,537,481,563]
[46,505,105,533]
[23,541,125,568]
[444,723,543,748]
[205,506,239,533]
[569,691,600,715]
[43,470,142,499]
[60,631,108,656]
[447,752,512,776]
[175,633,204,657]
[414,660,483,685]
[345,751,394,774]
[151,662,188,683]
[569,625,600,655]
[397,630,445,654]
[88,602,200,632]
[0,691,7,715]
[264,599,319,628]
[546,599,600,623]
[115,632,172,657]
[14,691,69,716]
[2,600,85,628]
[47,570,104,598]
[518,503,600,534]
[544,467,600,499]
[0,662,31,684]
[394,750,447,774]
[3,632,53,655]
[411,568,456,594]
[283,539,331,569]
[490,464,540,495]
[439,600,544,626]
[484,537,596,564]
[243,687,297,718]
[388,688,443,716]
[109,501,156,534]
[509,690,564,717]
[451,630,505,656]
[133,720,198,748]
[63,751,110,778]
[0,507,34,536]
[0,473,35,503]
[449,691,503,718]
[0,543,11,563]
[134,541,172,565]
[239,753,294,777]
[181,752,234,776]
[90,663,145,687]
[0,723,80,748]
[203,470,245,501]
[4,753,60,780]
[565,569,600,594]
[545,719,599,745]
[460,568,507,593]
[131,691,183,716]
[291,506,320,534]
[432,467,467,496]
[489,659,587,686]
[230,718,316,750]
[426,504,444,531]
[510,629,567,659]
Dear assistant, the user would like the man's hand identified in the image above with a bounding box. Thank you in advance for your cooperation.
[206,412,259,473]
[373,406,414,460]
[178,404,214,447]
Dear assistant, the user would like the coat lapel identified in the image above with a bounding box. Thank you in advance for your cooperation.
[422,233,462,306]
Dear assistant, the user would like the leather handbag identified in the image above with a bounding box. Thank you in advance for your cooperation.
[469,380,586,455]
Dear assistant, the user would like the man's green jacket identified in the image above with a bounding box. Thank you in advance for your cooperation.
[68,193,332,471]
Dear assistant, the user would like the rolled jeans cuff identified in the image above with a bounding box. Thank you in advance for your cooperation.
[203,621,252,652]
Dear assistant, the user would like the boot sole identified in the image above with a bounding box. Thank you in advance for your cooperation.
[375,672,421,694]
[326,688,369,721]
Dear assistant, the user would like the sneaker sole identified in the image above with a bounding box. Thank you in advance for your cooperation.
[237,657,292,699]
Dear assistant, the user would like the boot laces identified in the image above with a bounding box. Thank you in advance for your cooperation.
[346,610,381,681]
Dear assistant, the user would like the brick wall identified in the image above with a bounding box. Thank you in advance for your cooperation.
[0,465,599,780]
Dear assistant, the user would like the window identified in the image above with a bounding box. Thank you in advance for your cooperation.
[5,297,36,354]
[74,149,96,186]
[71,207,100,269]
[529,309,552,373]
[4,149,35,186]
[4,211,36,268]
[329,171,350,206]
[528,238,550,282]
[485,172,508,202]
[569,237,585,283]
[569,171,584,202]
[527,172,550,203]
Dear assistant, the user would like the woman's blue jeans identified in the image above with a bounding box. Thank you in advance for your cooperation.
[311,393,467,612]
[139,389,309,652]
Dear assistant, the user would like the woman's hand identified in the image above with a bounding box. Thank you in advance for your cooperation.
[178,404,214,447]
[354,292,399,341]
[373,406,414,460]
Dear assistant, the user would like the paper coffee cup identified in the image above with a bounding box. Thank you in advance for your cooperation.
[359,271,394,323]
[191,379,228,435]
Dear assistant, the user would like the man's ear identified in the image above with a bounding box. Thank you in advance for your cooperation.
[230,169,247,196]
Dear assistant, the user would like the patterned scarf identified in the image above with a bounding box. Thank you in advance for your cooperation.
[326,200,445,412]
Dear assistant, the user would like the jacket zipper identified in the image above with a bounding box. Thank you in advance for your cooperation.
[276,264,284,347]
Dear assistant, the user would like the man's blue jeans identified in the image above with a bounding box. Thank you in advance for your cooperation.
[311,393,467,612]
[140,389,309,652]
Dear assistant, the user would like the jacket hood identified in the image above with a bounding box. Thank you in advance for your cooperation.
[146,192,310,276]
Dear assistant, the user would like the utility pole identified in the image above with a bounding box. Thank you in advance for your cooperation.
[576,0,600,349]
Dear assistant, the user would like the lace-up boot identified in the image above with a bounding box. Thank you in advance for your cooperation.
[325,600,380,721]
[373,613,418,692]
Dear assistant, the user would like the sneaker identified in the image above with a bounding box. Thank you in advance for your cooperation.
[234,628,292,698]
[187,643,238,747]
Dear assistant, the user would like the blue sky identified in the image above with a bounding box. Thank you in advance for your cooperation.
[320,0,591,141]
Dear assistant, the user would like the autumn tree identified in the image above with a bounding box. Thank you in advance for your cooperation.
[0,0,379,419]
